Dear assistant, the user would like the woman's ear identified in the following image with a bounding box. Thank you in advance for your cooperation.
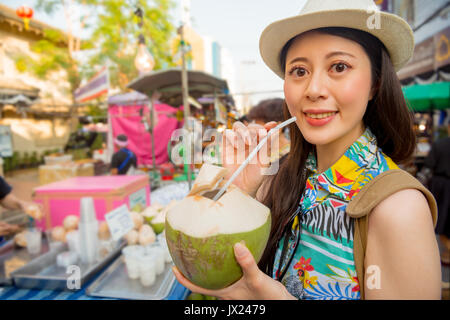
[369,82,380,101]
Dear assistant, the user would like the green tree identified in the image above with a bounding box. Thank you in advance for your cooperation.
[83,0,176,89]
[15,0,176,100]
[15,27,82,104]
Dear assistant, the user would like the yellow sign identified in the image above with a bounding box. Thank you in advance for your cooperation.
[436,34,450,63]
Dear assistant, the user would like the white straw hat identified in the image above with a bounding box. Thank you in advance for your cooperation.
[259,0,415,79]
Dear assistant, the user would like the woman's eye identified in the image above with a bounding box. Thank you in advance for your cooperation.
[331,63,349,73]
[289,66,307,77]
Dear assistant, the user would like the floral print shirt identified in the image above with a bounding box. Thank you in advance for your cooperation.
[272,128,399,300]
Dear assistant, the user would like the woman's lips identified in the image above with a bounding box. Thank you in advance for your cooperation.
[303,111,338,127]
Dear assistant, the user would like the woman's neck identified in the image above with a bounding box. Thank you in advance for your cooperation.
[315,124,365,173]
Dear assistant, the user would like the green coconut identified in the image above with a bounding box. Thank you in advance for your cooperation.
[165,164,271,290]
[150,211,165,234]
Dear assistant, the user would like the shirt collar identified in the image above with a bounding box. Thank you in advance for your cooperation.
[305,128,377,200]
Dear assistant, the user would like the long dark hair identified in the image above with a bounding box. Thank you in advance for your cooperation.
[258,27,416,276]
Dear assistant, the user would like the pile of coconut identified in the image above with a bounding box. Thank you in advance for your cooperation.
[124,200,178,246]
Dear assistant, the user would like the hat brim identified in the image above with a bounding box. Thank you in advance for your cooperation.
[259,9,414,79]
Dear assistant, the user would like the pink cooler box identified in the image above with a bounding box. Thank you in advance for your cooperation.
[33,175,150,230]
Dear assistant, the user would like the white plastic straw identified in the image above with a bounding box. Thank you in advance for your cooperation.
[213,116,297,201]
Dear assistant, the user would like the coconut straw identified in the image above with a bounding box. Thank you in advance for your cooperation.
[212,116,297,202]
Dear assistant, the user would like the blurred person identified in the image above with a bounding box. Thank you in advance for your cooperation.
[238,115,250,126]
[0,176,43,241]
[424,119,450,266]
[247,98,291,161]
[110,134,137,175]
[173,0,441,300]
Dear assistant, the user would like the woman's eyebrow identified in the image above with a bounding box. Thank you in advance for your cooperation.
[325,51,356,59]
[287,51,356,65]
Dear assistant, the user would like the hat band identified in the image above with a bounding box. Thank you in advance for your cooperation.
[115,138,128,147]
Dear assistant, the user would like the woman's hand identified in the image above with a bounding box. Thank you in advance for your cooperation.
[0,221,20,237]
[21,202,43,220]
[172,242,296,300]
[222,121,279,197]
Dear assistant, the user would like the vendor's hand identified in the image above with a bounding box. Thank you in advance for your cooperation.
[21,202,43,220]
[222,121,279,197]
[172,242,296,300]
[0,221,20,237]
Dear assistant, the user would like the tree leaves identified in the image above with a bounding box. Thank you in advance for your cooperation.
[14,0,177,100]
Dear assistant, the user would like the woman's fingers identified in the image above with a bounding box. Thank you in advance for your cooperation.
[233,242,260,279]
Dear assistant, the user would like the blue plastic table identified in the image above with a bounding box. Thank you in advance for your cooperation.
[0,276,189,300]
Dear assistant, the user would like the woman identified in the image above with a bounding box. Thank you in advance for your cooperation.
[173,0,442,299]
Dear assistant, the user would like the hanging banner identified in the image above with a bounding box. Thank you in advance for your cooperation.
[74,66,109,102]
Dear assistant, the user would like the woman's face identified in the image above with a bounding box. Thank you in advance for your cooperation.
[283,31,374,147]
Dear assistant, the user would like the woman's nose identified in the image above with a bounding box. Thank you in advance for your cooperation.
[304,72,328,102]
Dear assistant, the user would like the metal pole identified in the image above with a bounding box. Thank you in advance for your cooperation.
[149,98,157,171]
[178,24,192,189]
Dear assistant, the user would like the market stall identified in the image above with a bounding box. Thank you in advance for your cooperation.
[0,179,191,300]
[127,68,233,186]
[107,91,181,169]
[402,81,450,175]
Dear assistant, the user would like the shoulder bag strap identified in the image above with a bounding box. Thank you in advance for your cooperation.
[346,169,438,299]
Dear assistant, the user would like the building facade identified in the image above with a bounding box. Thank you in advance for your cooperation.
[388,0,450,84]
[0,4,74,158]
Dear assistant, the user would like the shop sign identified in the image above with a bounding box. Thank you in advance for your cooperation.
[0,125,13,157]
[105,204,134,241]
[129,187,147,211]
[435,27,450,69]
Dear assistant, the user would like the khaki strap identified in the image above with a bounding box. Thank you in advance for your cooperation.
[346,169,438,300]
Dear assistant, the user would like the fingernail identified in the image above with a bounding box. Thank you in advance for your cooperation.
[234,241,247,257]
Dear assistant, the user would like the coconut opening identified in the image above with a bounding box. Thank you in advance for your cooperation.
[167,188,270,238]
[201,189,220,200]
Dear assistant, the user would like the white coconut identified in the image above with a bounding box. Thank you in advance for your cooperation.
[98,221,111,240]
[125,229,139,245]
[14,231,27,247]
[51,226,67,242]
[63,215,79,231]
[130,211,144,230]
[138,224,156,246]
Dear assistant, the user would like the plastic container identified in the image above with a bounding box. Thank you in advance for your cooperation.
[56,251,79,268]
[137,254,156,287]
[44,230,63,251]
[78,198,99,265]
[122,245,145,280]
[144,244,165,275]
[66,230,81,256]
[25,228,42,255]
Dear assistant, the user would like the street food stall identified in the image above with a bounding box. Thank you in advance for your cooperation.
[0,69,233,301]
[0,182,190,300]
[402,81,450,175]
[127,68,232,186]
